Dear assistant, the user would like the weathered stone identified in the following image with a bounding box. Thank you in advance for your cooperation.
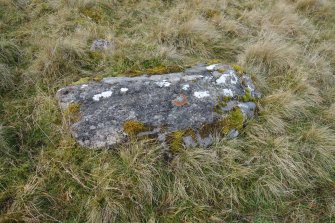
[90,39,112,51]
[183,136,197,148]
[56,64,260,149]
[226,129,239,139]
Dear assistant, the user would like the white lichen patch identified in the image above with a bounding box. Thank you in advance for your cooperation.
[216,73,239,85]
[92,90,113,101]
[182,84,190,91]
[204,76,213,81]
[231,75,238,84]
[81,84,88,89]
[120,88,128,93]
[223,89,233,96]
[228,69,235,75]
[206,64,219,71]
[156,80,171,87]
[182,75,203,81]
[194,91,210,98]
[216,74,228,84]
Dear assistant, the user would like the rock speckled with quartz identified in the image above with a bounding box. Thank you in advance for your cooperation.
[56,64,260,149]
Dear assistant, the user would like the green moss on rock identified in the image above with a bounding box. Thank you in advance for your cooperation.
[72,75,103,85]
[213,96,231,114]
[167,128,196,154]
[206,59,221,65]
[201,107,244,137]
[126,65,184,77]
[123,120,147,136]
[232,64,245,75]
[146,65,183,75]
[238,89,255,102]
[221,107,244,135]
[72,77,91,85]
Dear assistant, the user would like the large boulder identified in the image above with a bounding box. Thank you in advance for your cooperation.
[56,64,260,149]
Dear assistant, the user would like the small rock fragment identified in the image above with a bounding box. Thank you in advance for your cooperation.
[226,129,239,139]
[91,39,112,51]
[183,136,197,148]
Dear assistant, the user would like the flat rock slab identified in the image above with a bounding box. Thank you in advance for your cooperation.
[56,64,260,149]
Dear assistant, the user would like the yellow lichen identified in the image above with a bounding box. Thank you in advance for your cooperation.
[72,75,103,85]
[232,64,244,75]
[146,65,183,75]
[64,103,81,123]
[126,65,183,77]
[206,59,221,64]
[218,68,225,73]
[92,75,103,81]
[123,120,147,136]
[72,77,91,85]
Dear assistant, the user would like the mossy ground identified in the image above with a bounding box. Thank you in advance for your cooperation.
[1,0,335,222]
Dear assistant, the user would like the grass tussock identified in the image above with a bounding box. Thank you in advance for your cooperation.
[0,0,335,222]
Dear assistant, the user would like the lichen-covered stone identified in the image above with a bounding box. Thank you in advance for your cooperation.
[90,39,112,51]
[56,64,260,149]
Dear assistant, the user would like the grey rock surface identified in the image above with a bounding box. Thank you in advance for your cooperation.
[90,39,112,51]
[56,64,260,149]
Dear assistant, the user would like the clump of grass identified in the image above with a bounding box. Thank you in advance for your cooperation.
[295,0,323,12]
[203,9,221,19]
[0,39,21,65]
[153,13,220,56]
[0,64,14,92]
[0,125,8,151]
[79,5,104,23]
[168,130,186,154]
[240,33,300,75]
[1,0,335,222]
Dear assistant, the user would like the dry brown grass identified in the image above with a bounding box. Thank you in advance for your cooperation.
[0,0,335,222]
